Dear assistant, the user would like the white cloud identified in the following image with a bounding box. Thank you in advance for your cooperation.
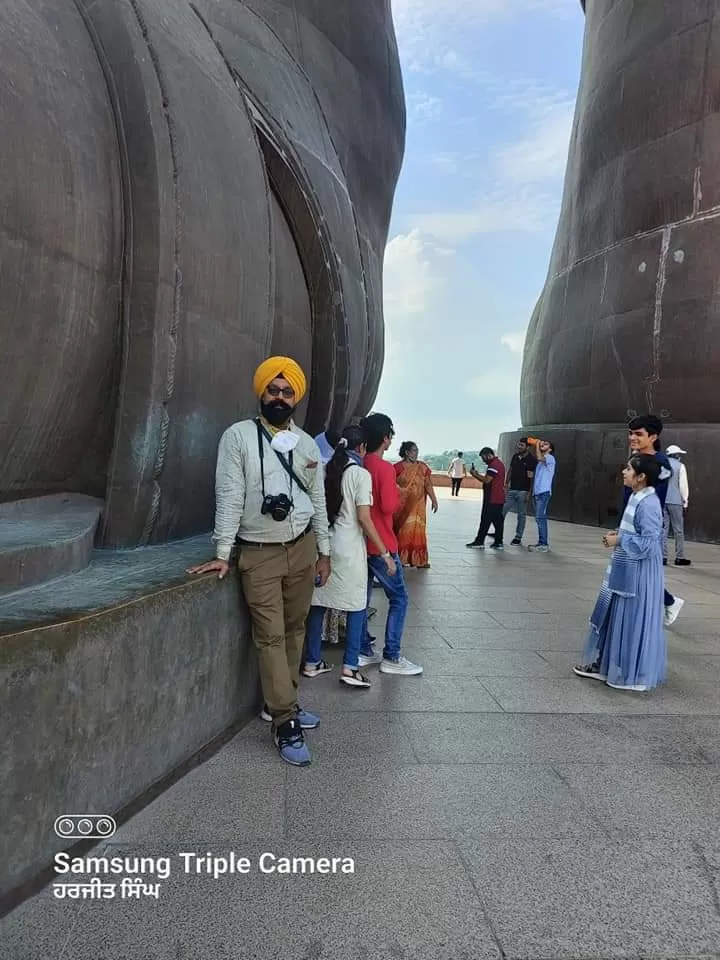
[427,149,487,175]
[392,0,571,32]
[424,80,576,183]
[392,0,577,71]
[391,0,504,64]
[501,330,527,354]
[378,231,528,436]
[488,79,574,115]
[408,92,443,122]
[382,229,455,373]
[383,229,445,319]
[375,0,581,454]
[406,78,576,242]
[495,99,575,185]
[412,188,559,243]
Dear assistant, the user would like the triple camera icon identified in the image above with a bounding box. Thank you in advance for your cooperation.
[54,815,117,840]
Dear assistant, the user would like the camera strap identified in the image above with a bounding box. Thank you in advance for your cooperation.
[255,419,309,496]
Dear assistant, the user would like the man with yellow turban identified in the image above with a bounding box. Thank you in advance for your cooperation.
[252,356,308,415]
[188,357,331,766]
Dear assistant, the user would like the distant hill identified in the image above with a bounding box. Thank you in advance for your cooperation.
[423,451,483,472]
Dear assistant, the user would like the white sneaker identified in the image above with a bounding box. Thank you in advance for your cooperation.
[358,651,383,667]
[379,656,423,676]
[664,597,685,627]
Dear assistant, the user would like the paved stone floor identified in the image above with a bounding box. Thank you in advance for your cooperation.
[4,489,720,959]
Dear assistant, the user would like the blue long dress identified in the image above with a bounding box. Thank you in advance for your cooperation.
[583,492,666,691]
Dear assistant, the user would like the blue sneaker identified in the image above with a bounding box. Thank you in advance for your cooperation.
[274,719,311,766]
[260,705,320,728]
[296,707,320,729]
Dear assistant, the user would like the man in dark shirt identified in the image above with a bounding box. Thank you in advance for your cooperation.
[467,447,507,550]
[623,415,684,627]
[503,437,536,546]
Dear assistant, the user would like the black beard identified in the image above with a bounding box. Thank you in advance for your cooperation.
[261,401,295,427]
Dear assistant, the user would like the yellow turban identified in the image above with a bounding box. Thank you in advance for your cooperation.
[253,356,307,402]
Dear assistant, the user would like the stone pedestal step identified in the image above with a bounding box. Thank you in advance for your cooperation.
[0,494,103,594]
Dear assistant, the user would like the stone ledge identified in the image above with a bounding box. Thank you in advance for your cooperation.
[0,536,213,636]
[0,540,257,899]
[0,494,102,595]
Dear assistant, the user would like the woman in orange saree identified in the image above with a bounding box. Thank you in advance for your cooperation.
[393,442,439,568]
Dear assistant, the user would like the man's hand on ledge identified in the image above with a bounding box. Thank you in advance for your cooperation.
[187,559,230,580]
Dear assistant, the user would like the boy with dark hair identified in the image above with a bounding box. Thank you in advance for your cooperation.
[625,415,685,626]
[357,413,422,676]
[448,451,467,496]
[504,437,536,546]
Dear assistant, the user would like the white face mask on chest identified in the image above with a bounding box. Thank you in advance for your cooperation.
[270,431,299,455]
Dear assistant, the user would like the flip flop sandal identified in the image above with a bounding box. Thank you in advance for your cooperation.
[339,669,371,689]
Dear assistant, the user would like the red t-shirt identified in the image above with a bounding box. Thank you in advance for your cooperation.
[485,457,506,505]
[363,452,400,556]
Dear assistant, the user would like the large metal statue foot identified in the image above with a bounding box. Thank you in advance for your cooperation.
[0,0,404,550]
[0,0,405,903]
[502,0,720,542]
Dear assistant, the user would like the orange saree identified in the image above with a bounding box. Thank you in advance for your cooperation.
[393,460,432,567]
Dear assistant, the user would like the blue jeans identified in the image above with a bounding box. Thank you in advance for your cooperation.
[361,553,408,661]
[503,489,528,539]
[534,492,551,546]
[305,606,367,670]
[304,606,327,666]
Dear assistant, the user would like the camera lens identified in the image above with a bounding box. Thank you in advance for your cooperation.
[262,494,292,521]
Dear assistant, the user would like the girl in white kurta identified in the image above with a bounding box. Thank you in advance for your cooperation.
[303,425,397,688]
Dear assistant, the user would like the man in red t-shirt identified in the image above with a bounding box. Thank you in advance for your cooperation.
[358,413,423,676]
[467,447,507,550]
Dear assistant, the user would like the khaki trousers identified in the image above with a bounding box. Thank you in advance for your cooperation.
[238,531,317,727]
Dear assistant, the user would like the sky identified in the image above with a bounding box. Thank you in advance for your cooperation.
[374,0,586,456]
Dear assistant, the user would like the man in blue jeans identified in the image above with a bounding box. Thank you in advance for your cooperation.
[528,439,555,552]
[503,437,537,546]
[357,413,423,676]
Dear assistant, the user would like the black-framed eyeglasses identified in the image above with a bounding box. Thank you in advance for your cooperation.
[267,385,295,400]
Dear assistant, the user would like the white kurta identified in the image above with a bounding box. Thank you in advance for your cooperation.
[312,464,372,612]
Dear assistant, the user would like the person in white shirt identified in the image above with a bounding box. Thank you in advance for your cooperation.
[303,424,396,688]
[188,356,330,767]
[448,452,467,497]
[663,444,691,567]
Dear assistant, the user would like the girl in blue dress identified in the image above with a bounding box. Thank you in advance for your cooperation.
[574,454,666,692]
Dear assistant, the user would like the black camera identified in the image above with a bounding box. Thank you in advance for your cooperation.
[261,493,294,522]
